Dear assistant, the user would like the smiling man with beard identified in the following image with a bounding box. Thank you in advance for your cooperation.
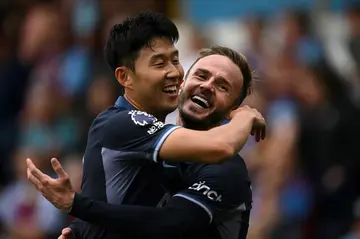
[27,46,260,239]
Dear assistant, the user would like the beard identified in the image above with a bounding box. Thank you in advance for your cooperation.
[178,92,228,130]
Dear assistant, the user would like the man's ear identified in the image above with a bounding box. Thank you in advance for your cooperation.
[115,67,133,89]
[180,80,185,88]
[179,80,185,94]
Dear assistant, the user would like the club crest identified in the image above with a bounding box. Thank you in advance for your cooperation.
[129,110,157,126]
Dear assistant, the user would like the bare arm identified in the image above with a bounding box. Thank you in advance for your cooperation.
[159,107,265,164]
[98,106,264,165]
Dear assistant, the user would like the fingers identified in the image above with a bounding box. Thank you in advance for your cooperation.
[261,126,266,140]
[51,158,68,179]
[252,113,266,142]
[26,158,49,184]
[229,105,267,142]
[62,228,72,236]
[258,115,266,140]
[229,105,250,119]
[58,228,72,239]
[62,228,72,234]
[27,168,41,189]
[255,129,261,142]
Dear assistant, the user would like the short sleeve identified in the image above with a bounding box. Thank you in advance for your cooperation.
[99,110,181,163]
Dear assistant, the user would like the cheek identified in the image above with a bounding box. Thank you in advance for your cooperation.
[214,101,227,111]
[181,87,195,99]
[177,65,185,79]
[136,73,163,89]
[183,79,199,91]
[214,94,233,110]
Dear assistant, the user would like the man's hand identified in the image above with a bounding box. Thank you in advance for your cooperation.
[26,158,75,212]
[58,227,72,239]
[230,105,266,142]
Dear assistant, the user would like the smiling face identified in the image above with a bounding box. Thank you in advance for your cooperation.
[178,54,244,129]
[116,37,184,120]
[131,37,184,117]
[105,11,182,120]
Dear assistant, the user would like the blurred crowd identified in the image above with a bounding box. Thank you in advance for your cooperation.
[0,0,360,239]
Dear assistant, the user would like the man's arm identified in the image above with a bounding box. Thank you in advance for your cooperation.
[102,106,265,165]
[69,194,209,238]
[67,156,251,238]
[27,157,250,238]
[27,157,209,238]
[159,107,264,164]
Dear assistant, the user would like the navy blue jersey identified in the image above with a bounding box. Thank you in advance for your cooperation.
[69,154,252,239]
[174,154,252,239]
[77,96,181,237]
[69,96,252,238]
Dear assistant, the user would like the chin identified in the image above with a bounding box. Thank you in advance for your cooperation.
[180,108,209,125]
[180,104,227,130]
[186,110,208,121]
[185,104,212,119]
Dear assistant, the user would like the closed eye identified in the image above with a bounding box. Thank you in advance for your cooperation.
[218,84,228,91]
[154,62,165,67]
[196,73,206,80]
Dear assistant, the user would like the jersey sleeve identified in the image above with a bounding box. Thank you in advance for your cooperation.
[69,193,210,237]
[99,110,181,163]
[173,161,252,223]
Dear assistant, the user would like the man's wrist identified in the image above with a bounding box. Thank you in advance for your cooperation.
[66,192,75,213]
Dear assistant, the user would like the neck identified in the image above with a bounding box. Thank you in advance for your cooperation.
[124,94,166,122]
[124,94,145,112]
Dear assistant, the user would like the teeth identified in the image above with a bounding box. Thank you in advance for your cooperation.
[164,86,177,92]
[192,95,209,108]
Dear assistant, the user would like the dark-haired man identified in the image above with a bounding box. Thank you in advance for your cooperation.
[27,11,265,239]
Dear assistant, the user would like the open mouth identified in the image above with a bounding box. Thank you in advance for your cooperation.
[191,95,210,109]
[163,85,178,95]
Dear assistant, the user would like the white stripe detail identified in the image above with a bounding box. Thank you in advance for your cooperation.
[153,126,181,163]
[173,193,213,223]
[162,161,177,168]
[237,202,246,211]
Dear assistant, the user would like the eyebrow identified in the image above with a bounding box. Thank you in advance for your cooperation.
[196,68,231,86]
[150,50,179,61]
[195,68,210,75]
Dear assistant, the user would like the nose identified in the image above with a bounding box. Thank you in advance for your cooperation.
[200,77,215,93]
[166,63,183,81]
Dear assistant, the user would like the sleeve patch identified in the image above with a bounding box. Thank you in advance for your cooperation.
[128,110,157,126]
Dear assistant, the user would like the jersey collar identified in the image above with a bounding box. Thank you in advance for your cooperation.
[114,96,136,110]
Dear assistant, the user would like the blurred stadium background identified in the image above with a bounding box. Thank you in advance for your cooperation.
[0,0,360,238]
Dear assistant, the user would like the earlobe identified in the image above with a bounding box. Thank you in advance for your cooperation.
[179,81,184,95]
[115,67,125,86]
[115,67,132,89]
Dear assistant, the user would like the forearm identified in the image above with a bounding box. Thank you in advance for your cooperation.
[159,114,254,164]
[69,193,209,238]
[207,114,254,154]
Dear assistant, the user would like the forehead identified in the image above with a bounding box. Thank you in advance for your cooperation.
[191,55,243,86]
[138,37,177,59]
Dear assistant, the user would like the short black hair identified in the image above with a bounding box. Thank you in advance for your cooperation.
[186,46,253,105]
[104,11,179,72]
